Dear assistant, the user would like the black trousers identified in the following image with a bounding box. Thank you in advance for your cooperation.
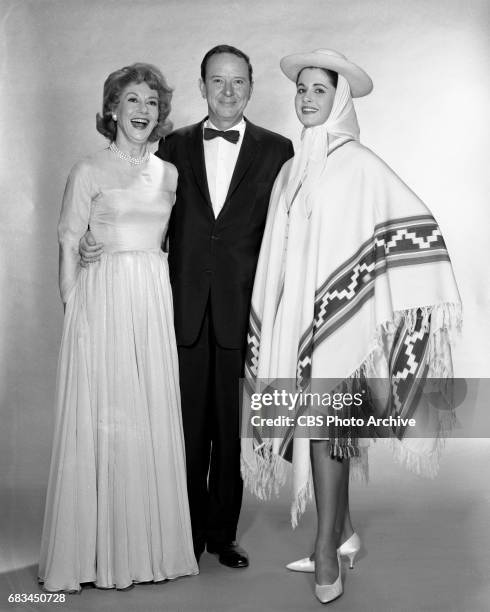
[178,303,244,556]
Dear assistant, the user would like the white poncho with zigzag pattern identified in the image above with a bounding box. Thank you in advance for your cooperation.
[241,139,461,526]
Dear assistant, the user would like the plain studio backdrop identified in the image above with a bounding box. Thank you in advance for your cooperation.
[1,1,489,611]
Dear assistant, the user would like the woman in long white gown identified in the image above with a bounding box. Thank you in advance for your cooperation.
[38,63,198,592]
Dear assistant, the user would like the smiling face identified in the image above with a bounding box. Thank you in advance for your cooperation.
[295,68,337,128]
[199,52,252,130]
[114,81,159,149]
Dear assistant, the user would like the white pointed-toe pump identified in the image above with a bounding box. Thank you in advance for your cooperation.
[286,532,361,572]
[315,554,343,604]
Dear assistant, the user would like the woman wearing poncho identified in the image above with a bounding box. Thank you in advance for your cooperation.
[240,49,461,604]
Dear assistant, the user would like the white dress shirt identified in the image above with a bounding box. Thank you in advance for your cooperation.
[203,118,246,218]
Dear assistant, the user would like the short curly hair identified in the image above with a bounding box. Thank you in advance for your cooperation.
[96,63,173,142]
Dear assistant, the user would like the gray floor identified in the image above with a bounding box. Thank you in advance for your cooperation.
[1,439,489,612]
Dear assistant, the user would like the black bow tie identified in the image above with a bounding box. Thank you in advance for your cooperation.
[203,127,240,144]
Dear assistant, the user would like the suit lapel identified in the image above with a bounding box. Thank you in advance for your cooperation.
[225,119,260,201]
[188,119,213,211]
[217,119,260,220]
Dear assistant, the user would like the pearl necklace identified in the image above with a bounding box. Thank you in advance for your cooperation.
[109,142,150,165]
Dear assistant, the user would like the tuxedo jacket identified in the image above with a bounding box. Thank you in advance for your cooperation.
[156,118,294,349]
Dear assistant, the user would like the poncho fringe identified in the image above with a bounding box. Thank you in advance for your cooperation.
[241,301,462,526]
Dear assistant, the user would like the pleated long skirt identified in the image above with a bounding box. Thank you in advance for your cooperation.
[39,251,198,592]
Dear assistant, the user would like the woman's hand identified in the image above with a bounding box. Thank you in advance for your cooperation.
[79,230,104,267]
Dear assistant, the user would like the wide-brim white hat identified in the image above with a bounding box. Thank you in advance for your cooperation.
[280,48,373,98]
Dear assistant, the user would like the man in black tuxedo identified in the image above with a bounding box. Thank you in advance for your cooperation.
[80,45,293,567]
[156,45,293,567]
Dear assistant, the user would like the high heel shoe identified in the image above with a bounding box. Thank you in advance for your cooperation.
[286,532,361,572]
[315,554,342,604]
[339,532,361,569]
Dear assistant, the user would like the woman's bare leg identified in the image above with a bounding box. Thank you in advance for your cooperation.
[337,458,353,542]
[309,452,352,562]
[310,441,348,584]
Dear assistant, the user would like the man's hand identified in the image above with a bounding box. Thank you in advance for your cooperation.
[79,230,104,268]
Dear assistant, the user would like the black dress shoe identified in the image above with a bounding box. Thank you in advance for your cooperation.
[207,541,249,568]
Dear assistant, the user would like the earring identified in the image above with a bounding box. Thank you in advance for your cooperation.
[112,114,117,121]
